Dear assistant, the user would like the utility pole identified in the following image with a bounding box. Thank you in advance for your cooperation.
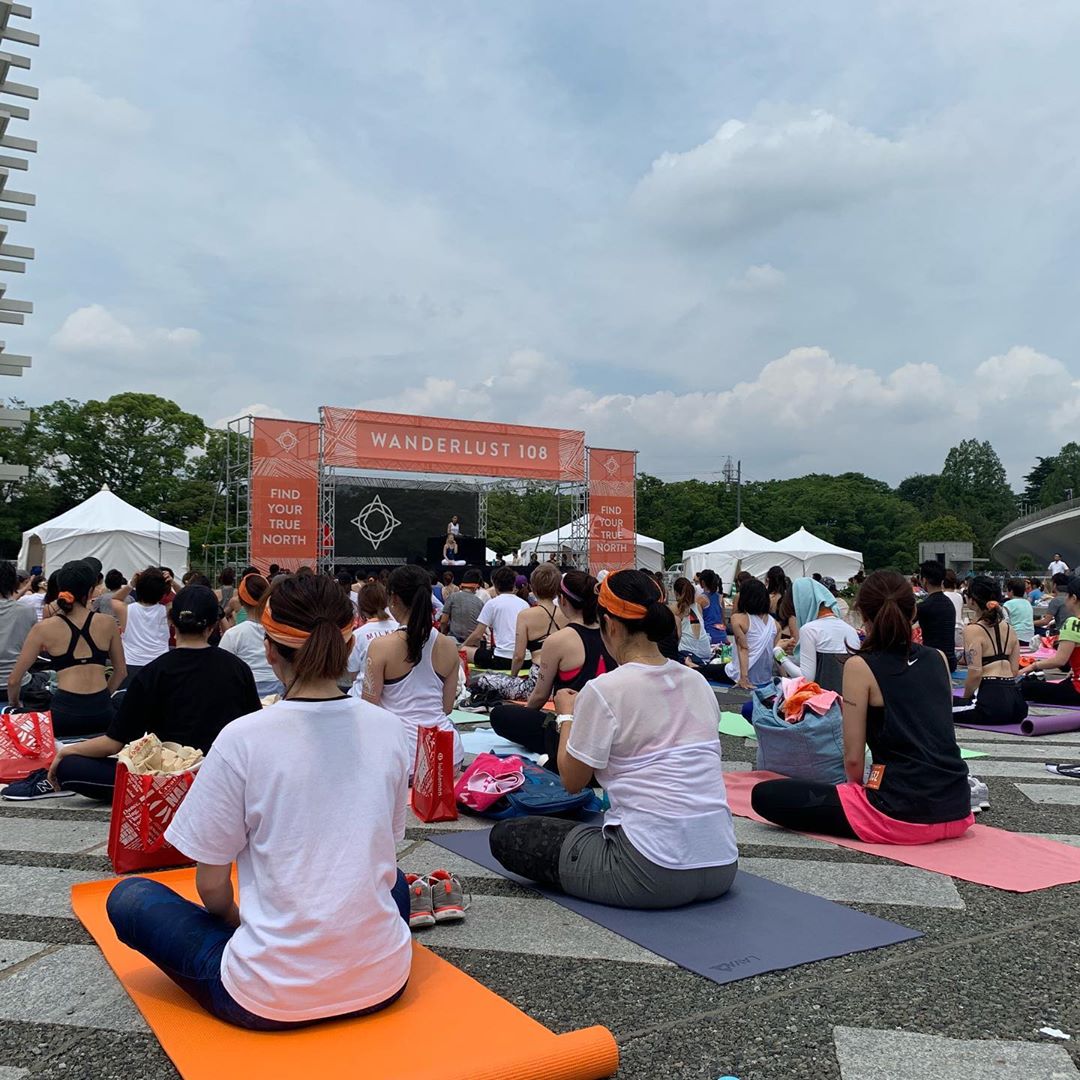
[722,457,742,525]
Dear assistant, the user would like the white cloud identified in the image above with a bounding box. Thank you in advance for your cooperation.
[40,76,151,137]
[212,402,287,429]
[363,344,1073,486]
[50,305,202,354]
[633,108,937,240]
[728,263,786,291]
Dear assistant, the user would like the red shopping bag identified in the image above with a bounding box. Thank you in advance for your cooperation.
[0,710,55,782]
[411,726,458,823]
[107,762,197,874]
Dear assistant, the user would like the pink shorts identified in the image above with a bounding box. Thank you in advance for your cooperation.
[836,782,974,845]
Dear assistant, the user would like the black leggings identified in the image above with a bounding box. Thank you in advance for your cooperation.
[954,677,1028,725]
[54,755,117,801]
[750,778,859,839]
[50,689,115,739]
[489,704,560,768]
[1022,677,1080,707]
[489,816,576,888]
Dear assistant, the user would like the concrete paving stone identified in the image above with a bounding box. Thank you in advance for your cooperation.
[1017,784,1080,806]
[968,760,1077,780]
[0,1067,29,1079]
[398,840,500,880]
[0,865,101,919]
[833,1026,1080,1079]
[0,940,47,972]
[0,945,146,1032]
[739,857,965,908]
[0,818,108,855]
[1039,834,1080,847]
[0,795,105,812]
[415,893,671,965]
[957,742,1080,760]
[732,817,834,850]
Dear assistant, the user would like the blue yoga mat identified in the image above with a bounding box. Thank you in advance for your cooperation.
[431,829,921,986]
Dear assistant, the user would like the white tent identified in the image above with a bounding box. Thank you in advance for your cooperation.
[775,527,863,581]
[17,486,190,576]
[681,524,790,581]
[516,515,666,573]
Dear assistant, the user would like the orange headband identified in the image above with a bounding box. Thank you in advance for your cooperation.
[237,575,260,607]
[261,599,354,649]
[597,574,664,622]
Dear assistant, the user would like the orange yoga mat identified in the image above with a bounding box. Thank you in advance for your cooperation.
[71,868,619,1080]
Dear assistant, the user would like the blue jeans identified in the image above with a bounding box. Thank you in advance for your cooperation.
[107,871,411,1030]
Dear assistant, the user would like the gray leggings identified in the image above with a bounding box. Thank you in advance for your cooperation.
[489,817,738,909]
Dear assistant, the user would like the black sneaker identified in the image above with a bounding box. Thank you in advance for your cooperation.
[1,769,74,801]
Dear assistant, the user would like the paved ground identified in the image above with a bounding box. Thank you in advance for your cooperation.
[1,691,1079,1079]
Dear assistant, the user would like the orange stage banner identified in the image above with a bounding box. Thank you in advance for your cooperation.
[588,448,637,575]
[250,419,320,570]
[321,407,585,482]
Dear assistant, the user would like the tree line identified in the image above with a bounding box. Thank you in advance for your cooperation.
[0,394,1062,572]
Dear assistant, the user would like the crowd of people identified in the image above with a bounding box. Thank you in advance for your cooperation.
[0,546,1069,1033]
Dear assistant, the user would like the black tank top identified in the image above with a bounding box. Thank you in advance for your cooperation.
[861,644,970,824]
[526,606,559,653]
[979,621,1012,664]
[553,625,617,693]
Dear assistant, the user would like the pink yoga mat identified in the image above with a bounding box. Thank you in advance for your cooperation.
[724,770,1080,892]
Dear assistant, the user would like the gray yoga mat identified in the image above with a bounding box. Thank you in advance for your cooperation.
[432,828,921,987]
[955,712,1080,736]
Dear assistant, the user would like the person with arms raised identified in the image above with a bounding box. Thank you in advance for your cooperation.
[105,573,413,1029]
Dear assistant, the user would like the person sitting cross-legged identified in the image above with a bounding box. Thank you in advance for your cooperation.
[105,572,414,1030]
[32,586,263,803]
[751,570,976,843]
[489,569,739,909]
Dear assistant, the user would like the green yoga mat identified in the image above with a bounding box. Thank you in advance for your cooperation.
[719,711,987,759]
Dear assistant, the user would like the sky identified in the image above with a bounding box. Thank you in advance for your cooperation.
[13,0,1080,486]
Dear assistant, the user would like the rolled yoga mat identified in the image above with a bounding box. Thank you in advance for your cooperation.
[955,713,1080,736]
[72,869,619,1080]
[723,770,1080,892]
[431,829,921,987]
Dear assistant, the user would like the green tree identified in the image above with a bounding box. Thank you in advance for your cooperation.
[1023,454,1058,505]
[1036,442,1080,508]
[917,514,977,543]
[34,393,206,514]
[938,439,1016,555]
[895,473,946,518]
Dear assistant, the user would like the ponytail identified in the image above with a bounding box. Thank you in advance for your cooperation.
[856,571,916,654]
[968,576,1004,625]
[388,565,433,665]
[599,569,677,643]
[55,561,96,614]
[561,570,598,624]
[261,574,355,686]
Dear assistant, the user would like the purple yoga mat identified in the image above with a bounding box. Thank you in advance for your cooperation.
[431,828,920,987]
[956,712,1080,736]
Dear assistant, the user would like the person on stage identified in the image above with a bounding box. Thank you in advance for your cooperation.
[447,515,461,539]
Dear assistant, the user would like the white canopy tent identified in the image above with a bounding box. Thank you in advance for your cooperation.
[681,524,791,582]
[775,527,863,581]
[516,515,666,573]
[17,487,190,576]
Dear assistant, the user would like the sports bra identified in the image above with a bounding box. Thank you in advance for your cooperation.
[52,613,110,672]
[979,621,1012,665]
[553,624,616,693]
[526,605,559,653]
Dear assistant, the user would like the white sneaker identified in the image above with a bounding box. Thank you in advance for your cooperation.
[968,776,990,813]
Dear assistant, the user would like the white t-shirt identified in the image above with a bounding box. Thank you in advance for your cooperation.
[165,697,411,1023]
[798,616,861,683]
[17,592,44,621]
[218,620,278,689]
[1049,560,1070,576]
[944,590,965,649]
[567,661,739,871]
[124,603,170,666]
[477,592,529,658]
[346,618,400,689]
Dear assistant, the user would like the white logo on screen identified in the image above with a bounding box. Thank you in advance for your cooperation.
[350,495,402,551]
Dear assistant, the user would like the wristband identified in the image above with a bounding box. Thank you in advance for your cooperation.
[554,714,574,727]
